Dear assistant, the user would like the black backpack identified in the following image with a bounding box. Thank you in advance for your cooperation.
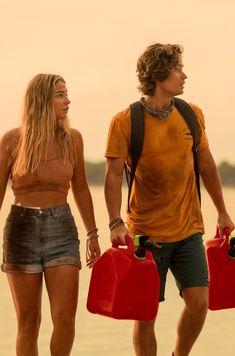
[125,97,200,212]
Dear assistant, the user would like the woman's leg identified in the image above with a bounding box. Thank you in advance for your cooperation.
[7,272,43,356]
[44,265,79,356]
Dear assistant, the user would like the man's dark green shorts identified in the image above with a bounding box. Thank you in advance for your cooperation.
[152,233,209,302]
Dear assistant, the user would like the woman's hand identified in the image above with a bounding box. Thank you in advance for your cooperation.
[86,237,101,268]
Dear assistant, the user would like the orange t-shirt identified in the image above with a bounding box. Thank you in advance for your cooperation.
[105,103,209,242]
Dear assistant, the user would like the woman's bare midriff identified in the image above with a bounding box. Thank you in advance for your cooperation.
[14,191,67,209]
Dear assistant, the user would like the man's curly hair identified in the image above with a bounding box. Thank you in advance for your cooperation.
[137,43,184,96]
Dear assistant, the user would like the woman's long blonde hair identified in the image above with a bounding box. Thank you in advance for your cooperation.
[13,73,75,175]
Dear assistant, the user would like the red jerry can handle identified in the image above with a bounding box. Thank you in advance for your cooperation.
[215,226,231,239]
[111,235,135,256]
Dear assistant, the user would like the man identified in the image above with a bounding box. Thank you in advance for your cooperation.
[104,43,234,356]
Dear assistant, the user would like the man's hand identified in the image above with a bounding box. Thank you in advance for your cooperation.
[110,224,133,245]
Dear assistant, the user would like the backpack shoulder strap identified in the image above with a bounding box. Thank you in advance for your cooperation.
[174,97,198,152]
[174,97,201,203]
[126,101,144,212]
[130,101,145,161]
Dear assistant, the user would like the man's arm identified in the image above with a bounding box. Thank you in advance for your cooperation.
[104,157,131,244]
[198,147,234,234]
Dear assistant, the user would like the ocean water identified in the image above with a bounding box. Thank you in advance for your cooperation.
[0,186,235,355]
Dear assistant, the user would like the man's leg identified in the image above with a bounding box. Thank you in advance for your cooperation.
[173,286,208,356]
[133,319,156,356]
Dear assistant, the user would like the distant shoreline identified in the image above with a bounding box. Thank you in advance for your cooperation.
[85,160,235,187]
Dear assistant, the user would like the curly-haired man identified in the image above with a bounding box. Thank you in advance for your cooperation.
[104,43,234,356]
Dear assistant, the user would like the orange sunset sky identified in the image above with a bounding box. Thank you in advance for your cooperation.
[1,0,235,164]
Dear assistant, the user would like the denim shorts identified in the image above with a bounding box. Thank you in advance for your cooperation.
[1,203,81,273]
[152,233,209,302]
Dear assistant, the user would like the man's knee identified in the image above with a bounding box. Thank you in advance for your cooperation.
[183,287,208,314]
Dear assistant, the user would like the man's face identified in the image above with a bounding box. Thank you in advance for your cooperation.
[157,60,187,97]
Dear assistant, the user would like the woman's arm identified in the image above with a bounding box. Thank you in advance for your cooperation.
[71,129,100,265]
[0,131,12,209]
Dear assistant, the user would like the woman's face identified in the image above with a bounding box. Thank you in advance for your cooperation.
[53,80,71,120]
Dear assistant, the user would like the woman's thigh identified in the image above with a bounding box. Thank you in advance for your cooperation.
[7,273,43,318]
[44,265,79,319]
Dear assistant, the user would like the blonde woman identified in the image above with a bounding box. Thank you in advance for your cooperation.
[0,73,101,356]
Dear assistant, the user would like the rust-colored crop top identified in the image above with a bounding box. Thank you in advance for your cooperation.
[11,158,73,195]
[5,129,74,196]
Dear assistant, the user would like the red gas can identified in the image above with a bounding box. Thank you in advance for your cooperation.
[205,227,235,310]
[87,235,160,320]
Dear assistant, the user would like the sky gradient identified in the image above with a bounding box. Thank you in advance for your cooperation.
[1,0,235,163]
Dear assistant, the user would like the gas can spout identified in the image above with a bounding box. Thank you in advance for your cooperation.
[228,236,235,259]
[134,235,161,259]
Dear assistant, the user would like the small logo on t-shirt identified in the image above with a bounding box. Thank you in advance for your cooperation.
[183,128,193,140]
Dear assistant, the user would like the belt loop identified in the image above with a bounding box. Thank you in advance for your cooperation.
[51,207,58,218]
[21,207,26,218]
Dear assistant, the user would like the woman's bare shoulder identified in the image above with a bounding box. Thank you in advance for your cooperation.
[0,128,20,146]
[70,128,83,144]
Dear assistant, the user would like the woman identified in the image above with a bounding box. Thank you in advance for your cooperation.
[0,73,101,356]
